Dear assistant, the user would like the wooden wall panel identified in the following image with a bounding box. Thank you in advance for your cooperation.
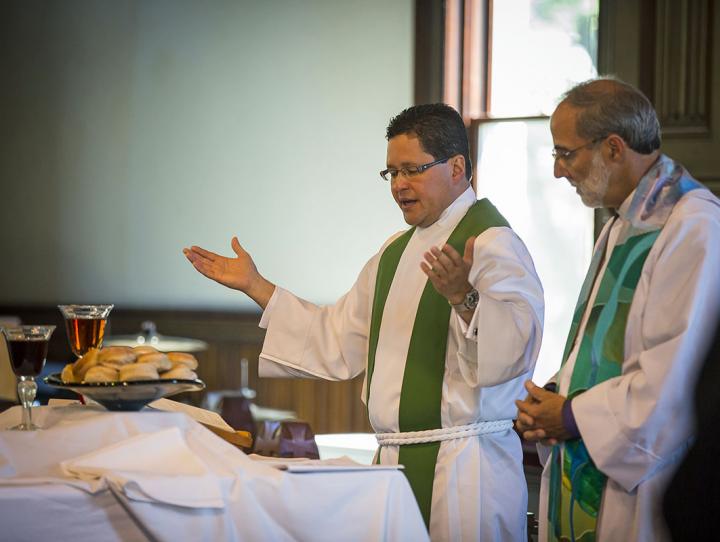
[653,0,713,135]
[0,306,372,434]
[600,0,720,195]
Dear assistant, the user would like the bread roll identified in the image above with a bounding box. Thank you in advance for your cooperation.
[98,347,136,367]
[73,348,100,381]
[167,352,199,370]
[119,363,159,381]
[84,365,119,383]
[61,363,75,384]
[137,353,172,372]
[133,345,159,356]
[161,366,197,380]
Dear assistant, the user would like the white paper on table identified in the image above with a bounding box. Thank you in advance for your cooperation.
[60,426,225,508]
[248,454,404,473]
[148,398,234,432]
[48,399,81,406]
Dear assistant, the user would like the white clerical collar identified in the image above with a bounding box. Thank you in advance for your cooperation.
[419,185,476,232]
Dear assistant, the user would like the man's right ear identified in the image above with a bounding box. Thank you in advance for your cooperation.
[451,155,466,181]
[606,134,625,161]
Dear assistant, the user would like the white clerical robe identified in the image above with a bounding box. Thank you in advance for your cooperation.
[538,188,720,542]
[258,187,544,541]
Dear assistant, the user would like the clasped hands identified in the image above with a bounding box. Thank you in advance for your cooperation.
[515,381,572,445]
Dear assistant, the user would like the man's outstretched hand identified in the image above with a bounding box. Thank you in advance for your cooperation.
[183,237,275,308]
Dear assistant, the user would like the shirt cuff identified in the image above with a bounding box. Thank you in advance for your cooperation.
[561,398,581,439]
[258,287,281,329]
[455,304,479,340]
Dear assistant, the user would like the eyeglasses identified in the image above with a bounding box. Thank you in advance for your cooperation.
[552,137,606,162]
[379,157,450,182]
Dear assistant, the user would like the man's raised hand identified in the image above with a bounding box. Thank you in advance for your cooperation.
[421,236,476,306]
[183,237,276,308]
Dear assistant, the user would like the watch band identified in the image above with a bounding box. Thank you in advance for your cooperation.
[450,288,479,313]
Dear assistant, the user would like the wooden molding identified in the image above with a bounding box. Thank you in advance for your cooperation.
[414,0,445,105]
[653,0,713,136]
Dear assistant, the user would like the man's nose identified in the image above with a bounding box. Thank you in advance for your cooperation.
[392,174,410,190]
[553,160,567,179]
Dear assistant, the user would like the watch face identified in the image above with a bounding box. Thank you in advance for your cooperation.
[464,289,479,310]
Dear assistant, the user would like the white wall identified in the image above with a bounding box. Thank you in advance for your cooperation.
[0,0,413,309]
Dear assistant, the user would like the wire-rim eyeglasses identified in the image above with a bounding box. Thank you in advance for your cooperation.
[552,136,606,162]
[379,157,450,182]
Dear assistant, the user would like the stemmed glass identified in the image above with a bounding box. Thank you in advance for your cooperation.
[1,325,56,430]
[58,305,114,359]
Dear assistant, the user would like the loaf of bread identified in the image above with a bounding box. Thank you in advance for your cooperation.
[161,365,198,380]
[73,348,100,381]
[97,346,136,368]
[84,365,120,383]
[133,345,159,356]
[137,352,172,372]
[167,352,199,370]
[119,363,159,381]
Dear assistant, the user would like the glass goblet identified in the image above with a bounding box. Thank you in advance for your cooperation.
[58,304,114,359]
[1,325,56,430]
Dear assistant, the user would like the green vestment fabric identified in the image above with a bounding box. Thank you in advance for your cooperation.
[367,198,509,527]
[548,155,704,542]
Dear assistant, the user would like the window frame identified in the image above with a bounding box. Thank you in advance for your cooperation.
[414,0,609,236]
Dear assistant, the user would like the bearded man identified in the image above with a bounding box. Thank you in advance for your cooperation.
[516,78,720,541]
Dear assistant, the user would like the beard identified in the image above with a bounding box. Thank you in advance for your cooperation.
[576,152,611,208]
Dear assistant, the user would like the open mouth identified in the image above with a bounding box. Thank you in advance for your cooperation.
[399,198,417,210]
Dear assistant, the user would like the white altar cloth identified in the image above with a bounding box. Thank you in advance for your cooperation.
[0,405,428,542]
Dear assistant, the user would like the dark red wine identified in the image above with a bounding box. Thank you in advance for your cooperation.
[7,339,49,376]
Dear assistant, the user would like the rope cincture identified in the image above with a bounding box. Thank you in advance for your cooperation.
[375,419,514,446]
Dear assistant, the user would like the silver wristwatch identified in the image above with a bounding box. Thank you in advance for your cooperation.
[450,288,479,313]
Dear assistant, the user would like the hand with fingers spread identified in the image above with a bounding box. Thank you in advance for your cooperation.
[515,380,571,445]
[183,237,276,308]
[421,236,476,310]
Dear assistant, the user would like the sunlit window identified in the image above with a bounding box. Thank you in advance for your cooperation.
[447,0,599,384]
[490,0,599,116]
[474,119,594,385]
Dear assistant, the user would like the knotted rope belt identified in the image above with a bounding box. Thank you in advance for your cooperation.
[375,419,514,446]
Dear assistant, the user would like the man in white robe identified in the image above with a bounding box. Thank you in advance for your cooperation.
[185,104,544,541]
[516,78,720,542]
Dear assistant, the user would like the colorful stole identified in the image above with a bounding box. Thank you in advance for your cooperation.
[548,155,704,542]
[366,199,509,528]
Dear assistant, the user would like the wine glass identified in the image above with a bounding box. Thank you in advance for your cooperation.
[58,304,114,358]
[1,325,56,430]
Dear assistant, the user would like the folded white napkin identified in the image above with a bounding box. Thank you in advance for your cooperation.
[61,427,224,508]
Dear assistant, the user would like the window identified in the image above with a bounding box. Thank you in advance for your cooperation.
[442,0,599,384]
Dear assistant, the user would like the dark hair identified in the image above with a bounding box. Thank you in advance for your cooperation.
[386,103,473,182]
[561,77,661,154]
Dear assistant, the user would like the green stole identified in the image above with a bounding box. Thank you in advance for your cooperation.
[548,228,659,542]
[548,155,703,542]
[366,199,509,528]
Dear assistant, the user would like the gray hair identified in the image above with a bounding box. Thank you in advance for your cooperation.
[561,77,661,154]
